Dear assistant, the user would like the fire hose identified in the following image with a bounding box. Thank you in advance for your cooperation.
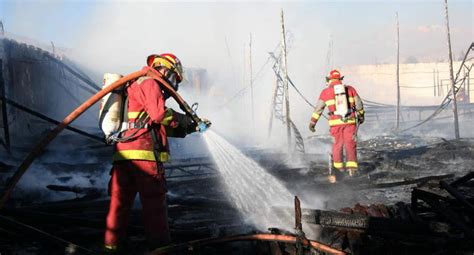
[0,66,209,208]
[151,233,346,255]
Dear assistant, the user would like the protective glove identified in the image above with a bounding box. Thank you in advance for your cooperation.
[309,122,316,133]
[356,109,365,125]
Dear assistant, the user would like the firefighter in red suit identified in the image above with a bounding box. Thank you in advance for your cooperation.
[104,53,201,252]
[309,70,365,178]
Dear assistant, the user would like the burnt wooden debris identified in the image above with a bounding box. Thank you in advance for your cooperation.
[0,137,474,254]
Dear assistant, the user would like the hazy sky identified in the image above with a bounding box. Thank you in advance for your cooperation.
[1,1,471,68]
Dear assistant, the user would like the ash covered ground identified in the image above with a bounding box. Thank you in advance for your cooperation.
[0,119,473,254]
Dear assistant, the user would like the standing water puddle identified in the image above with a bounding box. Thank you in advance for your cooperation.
[203,131,294,230]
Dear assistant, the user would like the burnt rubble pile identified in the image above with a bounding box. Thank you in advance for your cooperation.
[0,136,473,254]
[305,172,474,254]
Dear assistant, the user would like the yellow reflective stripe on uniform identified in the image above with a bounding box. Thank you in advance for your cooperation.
[346,161,358,168]
[333,162,344,169]
[325,99,335,106]
[357,109,365,115]
[160,109,174,126]
[113,150,155,161]
[128,111,146,119]
[311,112,320,120]
[112,150,170,162]
[328,118,356,126]
[348,97,355,103]
[104,245,118,251]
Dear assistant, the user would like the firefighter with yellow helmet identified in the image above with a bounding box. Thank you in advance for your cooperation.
[102,53,207,253]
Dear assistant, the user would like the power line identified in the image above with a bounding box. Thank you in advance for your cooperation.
[400,43,473,132]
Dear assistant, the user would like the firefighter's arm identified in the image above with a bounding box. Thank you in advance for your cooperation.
[354,94,365,124]
[161,108,197,138]
[309,99,325,132]
[139,79,166,124]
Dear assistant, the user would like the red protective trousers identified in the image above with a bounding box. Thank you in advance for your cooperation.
[105,160,170,249]
[329,124,358,170]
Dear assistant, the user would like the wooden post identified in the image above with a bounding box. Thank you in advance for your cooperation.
[280,10,292,152]
[444,0,460,139]
[249,33,255,131]
[0,59,10,151]
[396,12,401,130]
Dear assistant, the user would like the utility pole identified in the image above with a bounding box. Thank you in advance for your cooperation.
[51,41,56,56]
[0,59,10,151]
[396,12,401,130]
[280,9,291,152]
[444,0,460,139]
[224,36,237,90]
[325,34,334,73]
[249,33,255,131]
[267,79,277,139]
[242,44,246,90]
[0,21,4,36]
[242,43,247,127]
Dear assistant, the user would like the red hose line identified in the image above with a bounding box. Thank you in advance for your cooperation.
[0,67,183,208]
[153,233,346,255]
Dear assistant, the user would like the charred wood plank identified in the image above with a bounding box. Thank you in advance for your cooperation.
[46,184,102,196]
[19,199,110,213]
[412,188,474,239]
[450,172,474,187]
[360,174,454,189]
[439,180,474,216]
[303,209,434,235]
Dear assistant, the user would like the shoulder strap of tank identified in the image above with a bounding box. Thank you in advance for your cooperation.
[136,76,153,85]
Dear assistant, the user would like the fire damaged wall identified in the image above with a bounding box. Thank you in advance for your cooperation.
[0,38,100,147]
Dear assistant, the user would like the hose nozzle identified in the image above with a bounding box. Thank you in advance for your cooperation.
[197,119,212,133]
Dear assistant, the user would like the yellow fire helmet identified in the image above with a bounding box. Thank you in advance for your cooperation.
[146,53,184,83]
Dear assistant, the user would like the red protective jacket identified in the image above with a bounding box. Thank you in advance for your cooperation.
[113,67,194,163]
[310,80,364,126]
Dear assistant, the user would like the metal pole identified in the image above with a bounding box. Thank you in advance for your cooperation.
[396,12,401,130]
[0,59,10,151]
[50,41,55,56]
[280,9,291,151]
[249,33,255,131]
[444,0,460,139]
[268,79,277,139]
[468,68,471,103]
[437,69,441,96]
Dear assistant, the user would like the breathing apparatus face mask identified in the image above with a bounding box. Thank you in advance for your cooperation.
[162,70,180,99]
